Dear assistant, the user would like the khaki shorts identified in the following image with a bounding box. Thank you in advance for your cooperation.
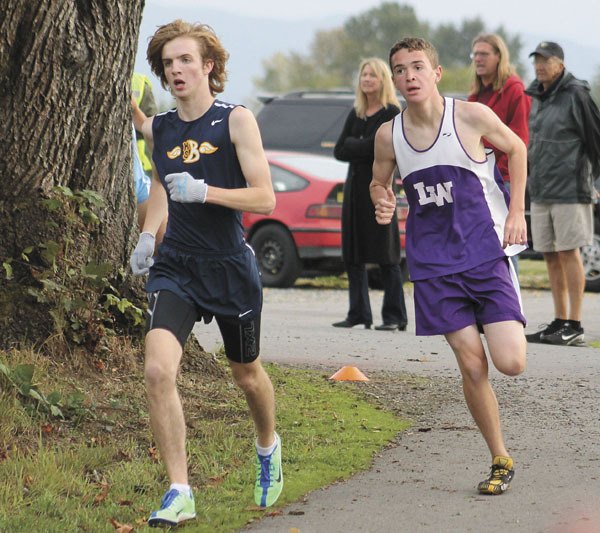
[530,202,593,252]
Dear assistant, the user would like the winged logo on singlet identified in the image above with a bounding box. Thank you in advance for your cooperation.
[166,140,219,163]
[167,146,181,159]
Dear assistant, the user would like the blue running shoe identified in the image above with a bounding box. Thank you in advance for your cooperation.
[148,488,196,528]
[254,432,283,507]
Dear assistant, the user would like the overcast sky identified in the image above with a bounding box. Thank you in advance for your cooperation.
[142,0,600,104]
[148,0,599,48]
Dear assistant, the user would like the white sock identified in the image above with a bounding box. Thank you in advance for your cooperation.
[256,433,277,457]
[170,483,192,497]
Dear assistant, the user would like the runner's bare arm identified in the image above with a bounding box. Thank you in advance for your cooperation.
[370,121,398,225]
[131,96,148,133]
[138,116,168,237]
[463,102,528,247]
[204,106,275,214]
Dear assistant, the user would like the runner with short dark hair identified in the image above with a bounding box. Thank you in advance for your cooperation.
[371,36,528,495]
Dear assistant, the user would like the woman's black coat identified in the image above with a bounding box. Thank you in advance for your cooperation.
[334,104,401,265]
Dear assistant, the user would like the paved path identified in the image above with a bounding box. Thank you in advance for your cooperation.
[195,287,600,533]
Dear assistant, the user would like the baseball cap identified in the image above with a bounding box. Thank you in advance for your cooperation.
[529,41,564,60]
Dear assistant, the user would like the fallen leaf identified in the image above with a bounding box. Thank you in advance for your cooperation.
[114,450,131,461]
[207,475,226,487]
[108,517,134,532]
[289,510,305,516]
[148,446,159,462]
[93,482,110,506]
[246,505,267,511]
[41,423,54,434]
[265,510,283,517]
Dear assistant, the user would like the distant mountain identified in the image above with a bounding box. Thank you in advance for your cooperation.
[135,7,600,108]
[135,7,345,108]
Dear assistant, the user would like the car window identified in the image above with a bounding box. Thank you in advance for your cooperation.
[258,100,353,154]
[256,93,465,157]
[269,165,309,192]
[272,156,348,181]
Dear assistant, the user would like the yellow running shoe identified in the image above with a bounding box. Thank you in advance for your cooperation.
[478,455,514,495]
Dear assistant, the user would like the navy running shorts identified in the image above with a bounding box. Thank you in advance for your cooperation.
[146,289,261,363]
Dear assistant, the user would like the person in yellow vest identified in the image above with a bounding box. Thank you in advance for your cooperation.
[131,72,158,176]
[131,73,167,244]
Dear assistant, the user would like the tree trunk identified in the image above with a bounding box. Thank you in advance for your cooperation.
[0,1,145,348]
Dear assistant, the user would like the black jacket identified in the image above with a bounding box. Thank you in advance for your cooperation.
[526,70,600,203]
[334,104,401,264]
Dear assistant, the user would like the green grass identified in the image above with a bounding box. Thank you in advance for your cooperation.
[0,357,407,533]
[517,259,550,289]
[295,259,551,291]
[295,274,348,289]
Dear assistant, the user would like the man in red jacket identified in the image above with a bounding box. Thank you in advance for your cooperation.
[469,34,531,181]
[469,33,531,272]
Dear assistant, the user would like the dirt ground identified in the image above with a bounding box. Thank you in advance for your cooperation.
[192,286,600,533]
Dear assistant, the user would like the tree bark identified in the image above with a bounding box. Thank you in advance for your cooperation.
[0,1,145,347]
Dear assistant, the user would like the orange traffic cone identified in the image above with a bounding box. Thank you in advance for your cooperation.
[329,365,369,382]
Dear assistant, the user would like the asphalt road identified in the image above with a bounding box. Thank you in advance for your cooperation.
[194,286,600,533]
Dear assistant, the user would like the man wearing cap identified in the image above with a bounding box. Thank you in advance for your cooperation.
[525,41,600,346]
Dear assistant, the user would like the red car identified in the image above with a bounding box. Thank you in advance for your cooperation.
[243,150,407,288]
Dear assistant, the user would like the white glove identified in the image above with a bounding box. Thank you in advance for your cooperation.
[165,172,208,203]
[130,232,155,275]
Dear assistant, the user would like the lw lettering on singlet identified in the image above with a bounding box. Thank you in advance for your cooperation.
[413,181,454,206]
[166,140,219,163]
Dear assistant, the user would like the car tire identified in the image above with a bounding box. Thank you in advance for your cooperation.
[582,233,600,292]
[250,225,302,288]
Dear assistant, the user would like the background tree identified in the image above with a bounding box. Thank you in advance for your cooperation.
[254,2,524,96]
[432,18,485,68]
[339,3,429,77]
[0,1,144,349]
[254,3,427,93]
[493,26,526,77]
[592,66,600,105]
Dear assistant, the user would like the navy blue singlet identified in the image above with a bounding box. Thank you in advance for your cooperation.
[152,100,246,251]
[146,101,263,321]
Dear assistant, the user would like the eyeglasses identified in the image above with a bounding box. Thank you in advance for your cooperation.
[532,55,558,65]
[470,51,492,59]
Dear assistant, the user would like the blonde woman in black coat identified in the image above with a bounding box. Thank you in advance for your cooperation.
[332,57,408,331]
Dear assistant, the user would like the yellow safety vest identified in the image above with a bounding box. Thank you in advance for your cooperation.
[131,73,153,173]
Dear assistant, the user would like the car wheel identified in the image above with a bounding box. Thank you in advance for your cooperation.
[582,234,600,292]
[250,225,302,288]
